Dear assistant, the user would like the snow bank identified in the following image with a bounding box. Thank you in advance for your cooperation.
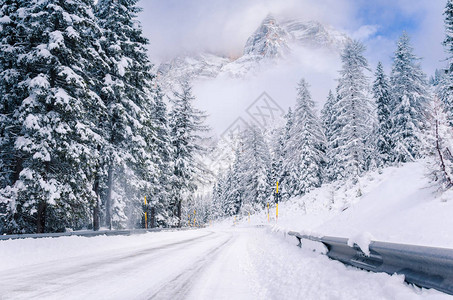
[241,159,453,248]
[0,229,207,271]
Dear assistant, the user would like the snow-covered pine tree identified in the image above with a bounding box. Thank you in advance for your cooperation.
[321,90,338,182]
[373,62,393,166]
[168,80,209,227]
[1,0,106,233]
[0,1,29,231]
[0,1,27,194]
[283,79,326,197]
[427,0,453,193]
[430,96,453,190]
[238,125,272,212]
[211,170,226,219]
[148,85,173,227]
[96,0,158,229]
[390,32,430,162]
[327,40,374,180]
[321,90,336,142]
[269,126,284,195]
[279,107,292,198]
[441,0,453,125]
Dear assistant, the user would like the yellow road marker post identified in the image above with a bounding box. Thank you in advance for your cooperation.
[248,212,250,224]
[144,196,148,229]
[193,209,196,227]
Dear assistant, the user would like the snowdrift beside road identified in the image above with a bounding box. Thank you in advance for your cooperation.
[249,159,453,248]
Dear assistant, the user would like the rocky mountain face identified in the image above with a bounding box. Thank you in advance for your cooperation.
[243,14,290,59]
[157,15,350,89]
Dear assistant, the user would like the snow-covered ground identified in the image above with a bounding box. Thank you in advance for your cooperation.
[243,159,453,249]
[0,227,450,299]
[1,159,452,299]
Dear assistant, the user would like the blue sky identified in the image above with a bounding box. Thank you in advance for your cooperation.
[138,0,445,75]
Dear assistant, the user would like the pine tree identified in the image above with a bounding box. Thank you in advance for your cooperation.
[321,90,339,182]
[390,32,430,162]
[96,0,158,229]
[211,170,226,219]
[441,0,453,125]
[238,125,272,211]
[327,40,374,180]
[1,0,106,233]
[148,85,173,227]
[0,1,27,194]
[0,1,29,231]
[373,62,393,166]
[431,97,453,190]
[283,79,326,197]
[224,152,243,216]
[169,80,209,226]
[321,90,336,142]
[269,126,284,195]
[279,107,293,197]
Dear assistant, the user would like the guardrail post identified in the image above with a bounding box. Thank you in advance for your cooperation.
[296,236,302,248]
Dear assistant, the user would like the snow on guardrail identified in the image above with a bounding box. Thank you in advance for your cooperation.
[288,231,453,296]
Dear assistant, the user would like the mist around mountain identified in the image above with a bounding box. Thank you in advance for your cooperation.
[157,15,350,91]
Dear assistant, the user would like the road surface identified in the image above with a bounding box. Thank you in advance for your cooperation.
[0,226,449,299]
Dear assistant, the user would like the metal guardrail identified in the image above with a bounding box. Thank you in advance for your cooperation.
[288,231,453,295]
[0,227,194,241]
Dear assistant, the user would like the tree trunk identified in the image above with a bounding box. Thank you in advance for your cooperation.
[436,120,453,188]
[105,163,113,230]
[177,199,182,228]
[37,201,46,233]
[93,170,100,231]
[37,162,50,233]
[12,156,23,184]
[150,206,155,228]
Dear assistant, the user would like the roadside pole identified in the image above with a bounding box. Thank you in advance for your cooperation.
[144,196,148,229]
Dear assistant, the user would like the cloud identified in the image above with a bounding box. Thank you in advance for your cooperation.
[138,0,353,62]
[351,25,380,41]
[137,0,446,134]
[192,47,342,135]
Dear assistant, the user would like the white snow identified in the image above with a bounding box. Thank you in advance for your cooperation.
[1,160,452,298]
[117,57,130,77]
[48,30,64,50]
[0,226,449,299]
[29,74,50,90]
[65,26,80,39]
[58,67,84,87]
[247,159,453,249]
[0,16,11,24]
[35,44,52,58]
[23,114,40,130]
[347,232,374,256]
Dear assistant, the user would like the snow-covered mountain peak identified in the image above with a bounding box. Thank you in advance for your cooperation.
[243,14,290,59]
[157,15,351,90]
[282,19,350,51]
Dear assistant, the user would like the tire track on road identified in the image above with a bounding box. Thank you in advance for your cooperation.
[0,231,217,299]
[147,233,234,300]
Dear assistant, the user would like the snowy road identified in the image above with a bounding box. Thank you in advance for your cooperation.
[0,227,450,299]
